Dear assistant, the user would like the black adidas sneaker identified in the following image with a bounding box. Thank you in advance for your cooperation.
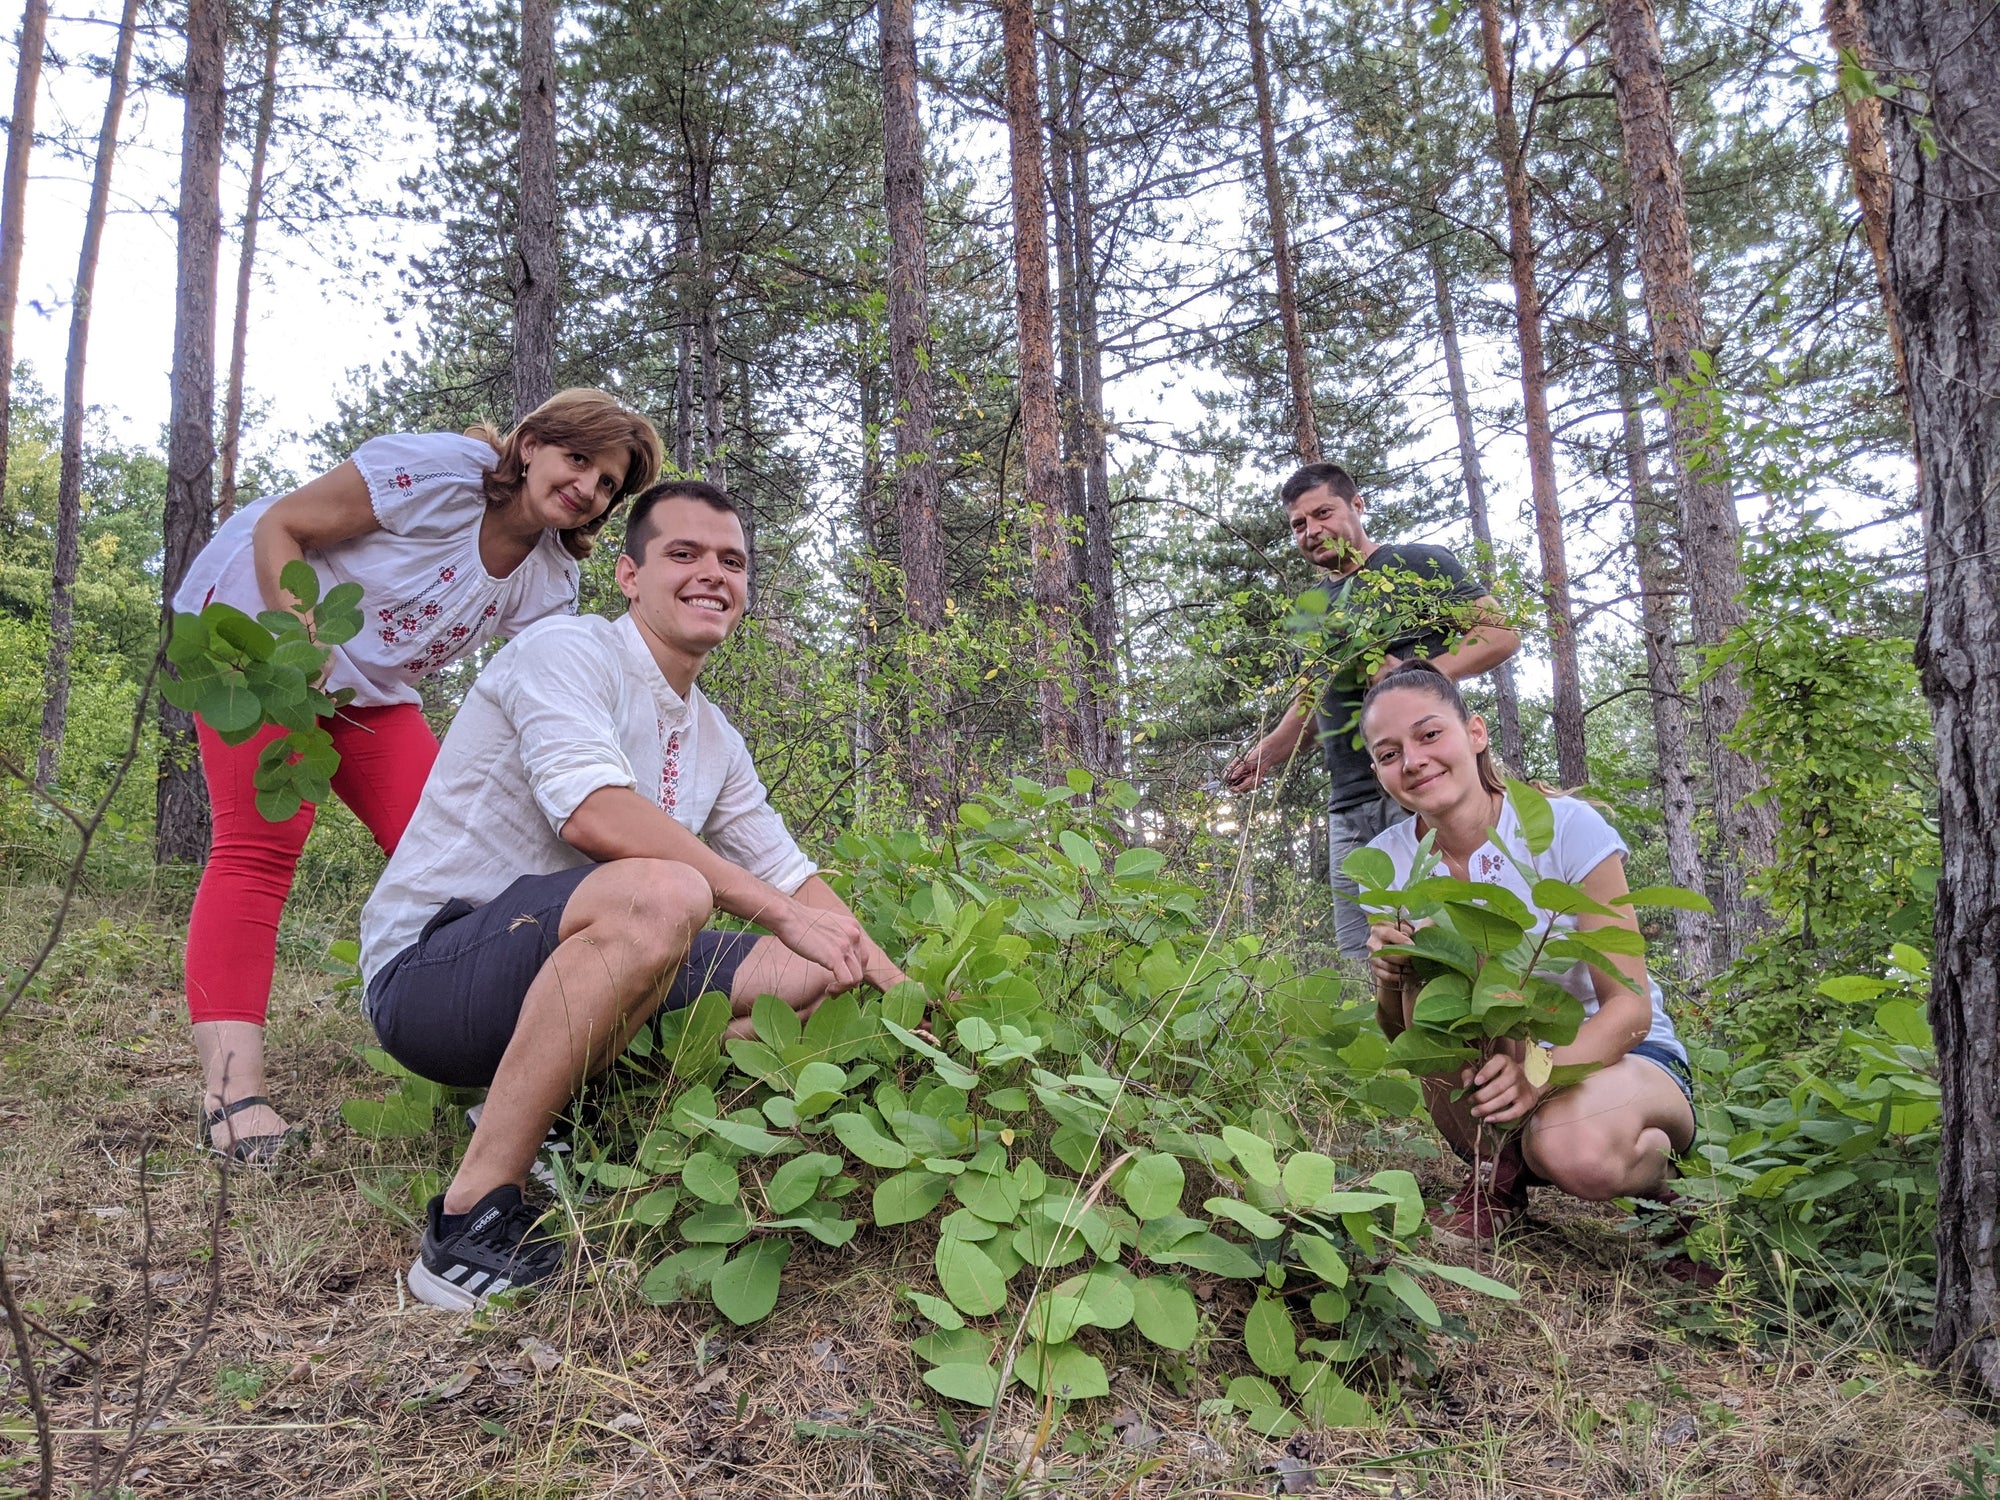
[408,1184,564,1310]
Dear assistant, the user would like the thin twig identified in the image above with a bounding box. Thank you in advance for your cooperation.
[0,640,166,1029]
[0,1241,55,1500]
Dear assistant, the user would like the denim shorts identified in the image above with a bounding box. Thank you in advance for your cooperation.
[365,864,760,1089]
[1628,1039,1695,1103]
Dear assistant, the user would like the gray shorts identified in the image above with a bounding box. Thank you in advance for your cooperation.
[365,863,759,1088]
[1328,791,1406,961]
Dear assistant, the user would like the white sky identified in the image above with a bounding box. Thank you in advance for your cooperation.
[8,6,436,473]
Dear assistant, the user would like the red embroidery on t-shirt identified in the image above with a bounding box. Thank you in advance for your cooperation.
[657,723,682,815]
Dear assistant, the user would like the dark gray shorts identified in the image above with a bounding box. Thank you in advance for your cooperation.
[365,864,759,1089]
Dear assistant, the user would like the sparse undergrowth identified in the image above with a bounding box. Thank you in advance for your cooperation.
[0,871,1990,1499]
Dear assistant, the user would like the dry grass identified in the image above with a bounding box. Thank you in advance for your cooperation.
[0,881,1991,1499]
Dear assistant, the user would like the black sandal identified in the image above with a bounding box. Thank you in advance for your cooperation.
[201,1095,306,1165]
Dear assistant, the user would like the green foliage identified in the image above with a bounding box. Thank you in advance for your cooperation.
[1710,519,1936,1059]
[161,561,363,822]
[337,780,1513,1432]
[1683,945,1938,1341]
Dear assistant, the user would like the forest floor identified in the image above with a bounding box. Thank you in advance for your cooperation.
[0,881,1989,1500]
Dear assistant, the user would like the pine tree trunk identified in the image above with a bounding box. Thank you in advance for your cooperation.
[158,0,228,866]
[36,0,139,792]
[1610,232,1713,973]
[1604,0,1776,954]
[999,0,1081,767]
[877,0,945,634]
[1245,0,1319,464]
[1068,71,1120,777]
[512,0,558,420]
[1474,0,1589,788]
[1429,242,1524,773]
[877,0,951,825]
[1858,0,2000,1402]
[1822,0,1908,407]
[855,342,882,818]
[673,191,695,475]
[700,299,723,482]
[217,0,283,523]
[1044,7,1108,776]
[0,0,51,504]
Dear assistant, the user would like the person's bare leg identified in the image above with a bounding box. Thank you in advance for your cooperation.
[195,1021,288,1147]
[722,935,831,1039]
[442,859,712,1214]
[1520,1057,1695,1200]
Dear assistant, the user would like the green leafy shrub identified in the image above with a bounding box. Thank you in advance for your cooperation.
[1683,944,1939,1341]
[344,776,1512,1432]
[162,559,362,821]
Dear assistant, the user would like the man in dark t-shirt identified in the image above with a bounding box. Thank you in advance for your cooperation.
[1225,463,1520,959]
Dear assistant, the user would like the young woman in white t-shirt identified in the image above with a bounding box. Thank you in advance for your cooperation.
[173,388,662,1160]
[1359,661,1696,1240]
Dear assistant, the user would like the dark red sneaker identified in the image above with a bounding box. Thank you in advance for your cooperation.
[1428,1137,1534,1242]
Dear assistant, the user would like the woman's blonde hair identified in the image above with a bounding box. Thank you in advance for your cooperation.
[467,389,663,560]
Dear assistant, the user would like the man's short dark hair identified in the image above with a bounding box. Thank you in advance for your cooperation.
[1280,463,1359,507]
[622,478,741,560]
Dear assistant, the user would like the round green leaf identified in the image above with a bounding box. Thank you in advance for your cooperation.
[791,1061,847,1116]
[1053,1268,1135,1331]
[954,1017,998,1053]
[1129,1277,1197,1350]
[710,1238,791,1325]
[640,1245,726,1304]
[1017,1341,1109,1400]
[1244,1291,1299,1377]
[678,1204,751,1245]
[1204,1197,1286,1241]
[952,1167,1021,1222]
[935,1237,1008,1317]
[922,1362,1000,1405]
[1026,1293,1090,1344]
[683,1150,740,1206]
[1118,1152,1184,1220]
[766,1152,842,1215]
[904,1289,965,1330]
[1280,1152,1337,1210]
[827,1112,914,1170]
[874,1168,952,1227]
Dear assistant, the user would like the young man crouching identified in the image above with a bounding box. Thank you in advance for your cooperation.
[358,479,907,1309]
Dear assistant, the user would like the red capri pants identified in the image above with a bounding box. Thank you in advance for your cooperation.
[185,703,439,1026]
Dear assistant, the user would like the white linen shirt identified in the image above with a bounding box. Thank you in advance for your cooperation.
[172,431,582,708]
[1366,795,1685,1061]
[359,612,817,985]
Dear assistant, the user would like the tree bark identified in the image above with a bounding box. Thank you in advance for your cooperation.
[217,0,283,523]
[1474,0,1589,788]
[1067,61,1120,777]
[0,0,51,505]
[512,0,558,420]
[1610,231,1713,973]
[999,0,1081,766]
[1429,242,1524,773]
[1823,0,1908,409]
[877,0,945,635]
[1044,4,1113,777]
[1604,0,1777,954]
[1245,0,1319,464]
[673,196,694,475]
[36,0,139,791]
[1858,0,2000,1401]
[159,0,228,865]
[877,0,952,824]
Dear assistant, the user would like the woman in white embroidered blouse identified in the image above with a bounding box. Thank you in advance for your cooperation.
[172,389,662,1160]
